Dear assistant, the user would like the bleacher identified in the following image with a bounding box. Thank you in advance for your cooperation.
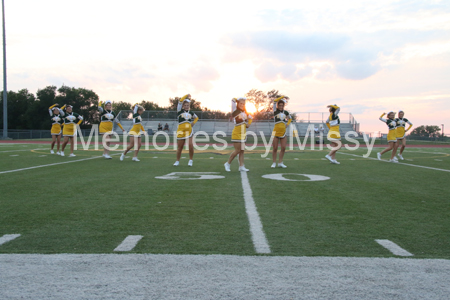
[115,120,359,137]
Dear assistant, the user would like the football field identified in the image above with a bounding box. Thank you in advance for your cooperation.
[1,142,450,299]
[1,142,449,257]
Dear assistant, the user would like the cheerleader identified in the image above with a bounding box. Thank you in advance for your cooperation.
[395,110,413,160]
[60,105,83,157]
[120,104,145,162]
[224,97,252,172]
[98,100,125,159]
[173,94,199,166]
[48,103,64,155]
[271,95,292,168]
[377,111,398,162]
[325,104,342,164]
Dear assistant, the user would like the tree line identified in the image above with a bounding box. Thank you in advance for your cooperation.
[0,85,292,130]
[0,85,229,130]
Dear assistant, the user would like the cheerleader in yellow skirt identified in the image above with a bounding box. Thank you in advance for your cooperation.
[224,97,252,172]
[325,104,342,164]
[174,94,199,166]
[48,103,64,155]
[271,95,292,168]
[395,110,413,160]
[377,111,398,162]
[60,105,84,157]
[120,104,145,162]
[98,100,125,159]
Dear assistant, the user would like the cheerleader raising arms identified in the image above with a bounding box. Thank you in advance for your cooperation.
[377,111,399,162]
[48,103,64,154]
[395,110,413,160]
[120,104,145,162]
[271,95,291,168]
[174,94,198,167]
[98,100,125,159]
[224,97,252,172]
[60,105,83,157]
[325,104,342,164]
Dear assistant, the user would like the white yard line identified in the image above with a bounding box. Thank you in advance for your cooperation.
[0,156,103,175]
[0,234,21,246]
[0,149,34,153]
[339,152,450,173]
[375,239,413,257]
[113,235,143,252]
[240,171,271,254]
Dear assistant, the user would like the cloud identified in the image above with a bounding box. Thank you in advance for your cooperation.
[179,61,220,92]
[227,30,381,81]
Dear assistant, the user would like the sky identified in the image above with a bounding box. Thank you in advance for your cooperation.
[4,0,450,133]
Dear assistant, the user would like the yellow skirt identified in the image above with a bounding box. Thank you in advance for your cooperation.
[327,125,341,141]
[99,122,113,134]
[231,124,247,142]
[176,123,193,140]
[273,123,287,138]
[128,124,142,137]
[396,127,405,140]
[63,123,76,137]
[387,129,397,142]
[51,124,62,135]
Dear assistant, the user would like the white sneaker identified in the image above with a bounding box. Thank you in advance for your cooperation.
[69,153,76,157]
[120,153,125,161]
[56,151,60,155]
[325,155,333,162]
[398,154,404,160]
[331,160,340,164]
[60,152,65,157]
[377,153,381,160]
[102,154,106,157]
[173,161,179,166]
[224,162,231,172]
[104,155,112,159]
[271,163,276,168]
[132,157,140,162]
[188,160,193,167]
[393,157,399,162]
[389,159,398,163]
[239,166,249,172]
[278,163,287,168]
[50,150,54,154]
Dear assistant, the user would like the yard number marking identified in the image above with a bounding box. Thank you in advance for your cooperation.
[156,172,225,180]
[262,173,330,182]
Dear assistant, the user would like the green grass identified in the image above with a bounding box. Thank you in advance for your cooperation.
[0,142,449,258]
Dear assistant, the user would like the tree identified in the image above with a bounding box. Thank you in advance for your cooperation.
[23,86,57,130]
[245,89,267,113]
[138,100,164,111]
[409,125,441,138]
[56,85,99,127]
[0,89,36,129]
[168,97,203,111]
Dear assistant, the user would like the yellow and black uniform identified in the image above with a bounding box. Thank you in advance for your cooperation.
[176,95,198,140]
[98,101,124,134]
[326,105,341,141]
[129,104,145,137]
[231,98,252,142]
[273,96,292,138]
[379,113,397,142]
[395,117,413,140]
[49,104,64,135]
[62,108,83,137]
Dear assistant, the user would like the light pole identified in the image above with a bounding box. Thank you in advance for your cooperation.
[442,124,444,138]
[2,0,7,139]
